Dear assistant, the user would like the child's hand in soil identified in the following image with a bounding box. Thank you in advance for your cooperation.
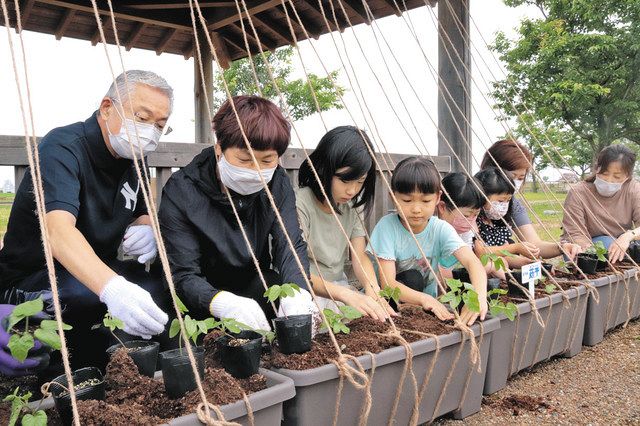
[515,242,540,259]
[459,297,488,326]
[343,291,395,322]
[609,232,632,263]
[420,295,454,321]
[560,242,582,260]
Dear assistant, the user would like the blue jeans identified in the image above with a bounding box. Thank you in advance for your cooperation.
[592,235,615,249]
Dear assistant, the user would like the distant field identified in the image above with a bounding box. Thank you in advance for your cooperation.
[0,203,11,241]
[521,191,566,242]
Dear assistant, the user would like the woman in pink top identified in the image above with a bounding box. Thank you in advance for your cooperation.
[561,144,640,263]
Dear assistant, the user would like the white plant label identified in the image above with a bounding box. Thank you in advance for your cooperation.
[522,261,542,299]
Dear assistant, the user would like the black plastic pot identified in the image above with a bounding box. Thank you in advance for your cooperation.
[273,314,312,355]
[577,253,598,274]
[159,346,205,399]
[596,253,609,271]
[541,263,554,275]
[51,367,105,425]
[106,340,159,378]
[217,330,263,379]
[507,272,528,298]
[451,268,470,283]
[628,241,640,262]
[487,278,501,300]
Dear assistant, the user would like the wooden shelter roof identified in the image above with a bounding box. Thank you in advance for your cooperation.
[3,0,437,64]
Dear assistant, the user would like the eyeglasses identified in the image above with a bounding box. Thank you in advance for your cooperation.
[111,98,173,136]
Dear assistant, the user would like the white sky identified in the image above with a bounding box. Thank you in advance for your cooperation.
[0,0,541,186]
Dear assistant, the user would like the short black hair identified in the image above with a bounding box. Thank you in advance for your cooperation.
[391,156,441,195]
[474,167,514,222]
[441,172,484,210]
[298,126,376,216]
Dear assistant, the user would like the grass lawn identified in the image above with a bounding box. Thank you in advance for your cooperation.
[0,204,11,241]
[521,191,566,242]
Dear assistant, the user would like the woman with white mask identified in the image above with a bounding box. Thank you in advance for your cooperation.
[159,96,318,331]
[562,144,640,263]
[473,167,541,269]
[481,139,582,261]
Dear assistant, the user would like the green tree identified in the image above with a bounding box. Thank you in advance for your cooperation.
[212,47,345,120]
[492,0,640,168]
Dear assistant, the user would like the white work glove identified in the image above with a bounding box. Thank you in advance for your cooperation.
[100,276,168,339]
[210,291,270,331]
[122,225,157,264]
[277,289,320,335]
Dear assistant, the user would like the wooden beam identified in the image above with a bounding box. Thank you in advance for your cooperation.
[155,28,177,55]
[90,15,111,46]
[194,29,214,145]
[232,20,276,52]
[207,0,281,30]
[35,0,192,31]
[380,0,402,17]
[437,0,470,173]
[17,0,36,29]
[338,0,370,24]
[301,0,338,32]
[252,12,294,44]
[125,22,146,51]
[277,2,322,40]
[211,31,231,69]
[123,2,236,10]
[54,8,76,40]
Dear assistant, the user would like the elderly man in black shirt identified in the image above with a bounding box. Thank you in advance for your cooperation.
[0,70,171,370]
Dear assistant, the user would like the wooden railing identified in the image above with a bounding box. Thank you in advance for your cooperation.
[0,136,451,229]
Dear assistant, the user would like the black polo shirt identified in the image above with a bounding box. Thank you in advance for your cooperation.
[0,112,147,288]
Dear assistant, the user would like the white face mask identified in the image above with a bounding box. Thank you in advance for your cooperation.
[484,201,510,220]
[106,105,161,159]
[217,153,277,196]
[513,179,524,192]
[594,176,623,197]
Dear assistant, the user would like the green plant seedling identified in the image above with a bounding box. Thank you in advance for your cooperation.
[254,329,276,344]
[439,278,480,313]
[480,252,510,272]
[486,289,518,321]
[321,306,362,335]
[3,388,47,426]
[5,298,72,362]
[263,283,301,302]
[103,312,127,348]
[378,286,401,305]
[544,283,556,294]
[168,295,220,352]
[586,241,608,262]
[555,259,570,274]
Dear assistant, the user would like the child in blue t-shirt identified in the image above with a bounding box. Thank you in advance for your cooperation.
[367,157,488,325]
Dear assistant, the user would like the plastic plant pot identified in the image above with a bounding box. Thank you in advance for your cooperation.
[596,254,609,271]
[273,314,312,355]
[506,272,527,298]
[451,268,470,283]
[628,241,640,263]
[577,253,598,274]
[106,340,160,378]
[541,263,554,275]
[217,330,263,379]
[487,278,501,300]
[159,346,205,399]
[51,367,105,426]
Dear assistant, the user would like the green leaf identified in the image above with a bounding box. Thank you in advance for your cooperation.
[339,305,362,320]
[264,285,281,302]
[544,284,556,294]
[463,290,480,313]
[203,318,217,330]
[169,319,181,339]
[498,249,516,258]
[197,321,209,336]
[439,293,455,304]
[487,288,507,297]
[445,278,463,290]
[21,410,47,426]
[450,295,462,309]
[8,299,44,330]
[221,318,242,334]
[494,258,507,272]
[175,296,189,314]
[184,316,197,338]
[33,329,61,350]
[8,333,34,363]
[39,320,72,331]
[282,284,296,298]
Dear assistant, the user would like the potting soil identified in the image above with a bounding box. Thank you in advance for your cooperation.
[266,305,454,370]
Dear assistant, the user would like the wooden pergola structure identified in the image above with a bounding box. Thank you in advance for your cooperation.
[1,0,472,171]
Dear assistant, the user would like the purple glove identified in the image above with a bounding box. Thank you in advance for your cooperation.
[0,304,49,376]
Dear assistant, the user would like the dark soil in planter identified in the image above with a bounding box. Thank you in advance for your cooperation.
[496,279,583,303]
[265,305,454,370]
[70,344,269,423]
[0,402,62,425]
[0,374,41,399]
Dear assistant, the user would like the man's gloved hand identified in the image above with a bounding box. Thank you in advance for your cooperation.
[277,289,320,334]
[122,225,157,264]
[100,276,168,339]
[0,304,50,376]
[210,291,270,331]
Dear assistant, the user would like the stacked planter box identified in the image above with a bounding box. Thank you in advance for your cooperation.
[32,369,296,426]
[274,317,500,426]
[584,268,640,346]
[484,285,588,395]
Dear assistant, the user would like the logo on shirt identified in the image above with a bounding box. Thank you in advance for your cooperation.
[121,180,140,211]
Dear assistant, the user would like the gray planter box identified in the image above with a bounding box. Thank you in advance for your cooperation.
[484,285,588,395]
[274,317,500,425]
[32,369,295,426]
[584,269,640,346]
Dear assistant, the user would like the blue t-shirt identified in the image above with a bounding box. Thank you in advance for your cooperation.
[367,214,465,296]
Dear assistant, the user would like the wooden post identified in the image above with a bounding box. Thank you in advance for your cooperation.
[437,0,471,173]
[194,29,214,145]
